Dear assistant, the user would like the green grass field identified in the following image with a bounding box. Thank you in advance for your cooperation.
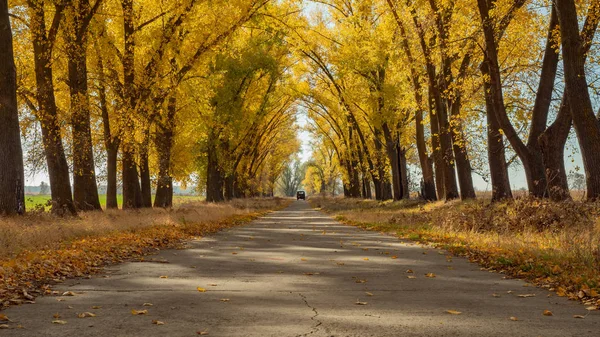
[25,194,205,211]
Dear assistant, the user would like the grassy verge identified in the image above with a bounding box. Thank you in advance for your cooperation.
[0,198,290,308]
[310,197,600,309]
[24,194,205,211]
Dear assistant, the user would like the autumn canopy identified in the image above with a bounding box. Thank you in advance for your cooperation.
[1,0,600,215]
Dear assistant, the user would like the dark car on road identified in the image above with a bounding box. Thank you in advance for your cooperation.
[296,191,306,200]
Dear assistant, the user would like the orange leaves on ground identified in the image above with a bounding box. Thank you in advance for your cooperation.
[543,310,553,316]
[0,212,267,309]
[131,309,148,315]
[197,287,206,292]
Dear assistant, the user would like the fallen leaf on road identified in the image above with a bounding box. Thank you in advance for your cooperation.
[0,324,9,329]
[355,300,368,305]
[91,306,102,309]
[52,320,67,324]
[62,291,75,297]
[131,310,148,315]
[586,306,598,311]
[159,276,168,279]
[197,331,209,335]
[407,276,417,279]
[197,287,206,292]
[77,312,96,318]
[446,310,461,315]
[152,320,165,325]
[543,310,553,316]
[391,256,398,259]
[518,294,536,298]
[301,258,307,261]
[425,273,436,278]
[231,252,238,255]
[573,315,586,319]
[209,284,218,286]
[363,258,369,261]
[355,279,367,284]
[406,269,413,273]
[0,314,10,321]
[366,292,373,296]
[492,294,500,298]
[304,272,320,276]
[220,299,230,302]
[336,262,345,266]
[143,303,153,307]
[510,317,518,321]
[53,313,61,319]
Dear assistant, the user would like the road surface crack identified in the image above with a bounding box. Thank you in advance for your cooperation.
[297,293,322,336]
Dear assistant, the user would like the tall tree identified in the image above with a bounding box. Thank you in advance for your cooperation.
[27,0,76,215]
[0,0,25,215]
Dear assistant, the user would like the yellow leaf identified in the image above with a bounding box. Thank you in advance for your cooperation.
[510,316,518,321]
[0,324,9,329]
[363,258,369,261]
[0,314,10,321]
[425,273,436,278]
[62,291,75,297]
[197,331,209,335]
[573,315,586,319]
[91,306,102,309]
[543,310,553,316]
[406,269,414,273]
[159,276,168,279]
[391,256,398,259]
[407,276,417,279]
[517,294,536,298]
[446,310,461,315]
[152,320,165,325]
[77,312,96,318]
[197,287,206,292]
[143,303,153,307]
[355,300,367,305]
[365,292,373,296]
[52,320,67,324]
[131,309,148,315]
[220,299,230,302]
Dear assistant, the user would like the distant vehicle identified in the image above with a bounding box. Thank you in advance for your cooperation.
[296,191,306,200]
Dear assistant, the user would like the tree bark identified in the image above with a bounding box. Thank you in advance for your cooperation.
[383,124,402,200]
[554,0,600,200]
[96,41,119,209]
[121,0,142,208]
[139,128,152,208]
[206,130,225,202]
[481,62,513,201]
[67,0,102,211]
[0,0,25,215]
[154,96,176,208]
[450,95,476,200]
[477,0,550,198]
[28,1,76,215]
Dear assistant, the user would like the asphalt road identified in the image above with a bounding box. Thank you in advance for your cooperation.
[1,201,599,336]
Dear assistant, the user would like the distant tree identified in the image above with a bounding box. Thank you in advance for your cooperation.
[39,181,50,195]
[568,171,586,192]
[278,161,306,197]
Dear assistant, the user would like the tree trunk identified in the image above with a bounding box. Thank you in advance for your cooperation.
[154,109,174,208]
[383,124,402,200]
[68,34,101,211]
[121,0,143,209]
[477,0,550,198]
[555,0,600,200]
[539,99,571,201]
[482,62,512,201]
[96,43,119,209]
[206,130,225,202]
[428,92,445,199]
[139,129,152,208]
[105,145,119,209]
[398,145,410,199]
[449,96,476,200]
[0,0,25,215]
[29,2,76,215]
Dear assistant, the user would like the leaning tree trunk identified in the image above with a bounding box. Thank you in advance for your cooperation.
[29,2,76,215]
[0,0,25,215]
[482,62,512,201]
[555,0,600,200]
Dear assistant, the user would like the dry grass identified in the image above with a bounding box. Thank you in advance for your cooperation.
[310,197,600,307]
[0,198,287,259]
[0,198,290,308]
